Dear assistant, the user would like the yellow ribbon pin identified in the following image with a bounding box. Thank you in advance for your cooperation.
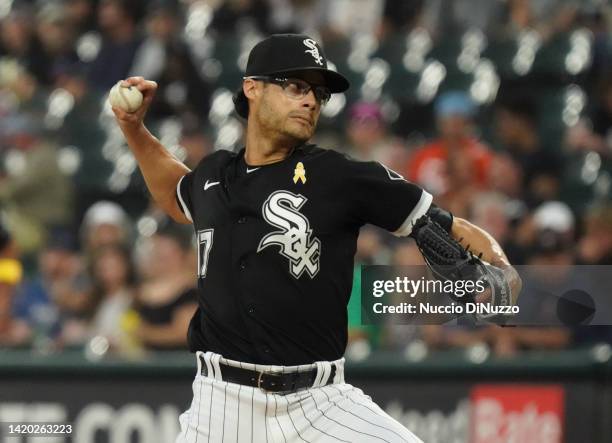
[293,162,306,184]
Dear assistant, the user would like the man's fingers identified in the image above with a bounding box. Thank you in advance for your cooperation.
[119,77,157,93]
[112,106,138,123]
[142,91,155,105]
[124,76,144,85]
[474,287,492,304]
[137,80,158,93]
[111,106,127,119]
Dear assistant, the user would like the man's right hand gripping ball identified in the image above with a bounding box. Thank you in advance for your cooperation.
[110,77,158,130]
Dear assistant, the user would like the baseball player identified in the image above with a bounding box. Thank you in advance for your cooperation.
[112,34,521,443]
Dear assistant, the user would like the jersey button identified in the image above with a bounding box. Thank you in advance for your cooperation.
[237,217,247,224]
[247,306,255,314]
[239,261,246,270]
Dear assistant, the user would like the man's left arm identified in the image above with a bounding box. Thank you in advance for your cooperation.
[341,158,522,309]
[450,216,522,305]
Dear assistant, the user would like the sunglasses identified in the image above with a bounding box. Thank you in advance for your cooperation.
[245,76,331,105]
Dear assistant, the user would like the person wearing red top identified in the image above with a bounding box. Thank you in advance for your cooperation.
[406,91,493,199]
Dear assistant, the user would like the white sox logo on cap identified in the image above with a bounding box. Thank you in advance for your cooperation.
[303,39,324,66]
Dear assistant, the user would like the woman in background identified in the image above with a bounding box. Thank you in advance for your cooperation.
[134,220,197,350]
[87,244,136,352]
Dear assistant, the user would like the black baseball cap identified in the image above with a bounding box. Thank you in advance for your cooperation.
[233,34,350,118]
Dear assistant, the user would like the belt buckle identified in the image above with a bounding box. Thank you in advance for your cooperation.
[256,369,282,393]
[256,370,266,389]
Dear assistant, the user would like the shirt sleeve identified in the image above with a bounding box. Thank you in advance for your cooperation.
[176,172,194,222]
[345,157,432,236]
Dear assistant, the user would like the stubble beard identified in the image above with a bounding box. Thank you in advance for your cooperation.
[259,95,314,145]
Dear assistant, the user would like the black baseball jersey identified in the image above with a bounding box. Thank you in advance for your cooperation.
[176,144,432,365]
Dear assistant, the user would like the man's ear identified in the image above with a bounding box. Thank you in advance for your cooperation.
[243,78,258,101]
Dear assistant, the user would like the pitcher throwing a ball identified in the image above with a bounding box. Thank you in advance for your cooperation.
[112,34,521,443]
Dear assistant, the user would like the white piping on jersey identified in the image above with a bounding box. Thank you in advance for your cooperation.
[176,175,193,222]
[392,190,433,237]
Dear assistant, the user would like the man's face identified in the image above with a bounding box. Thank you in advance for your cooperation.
[247,71,325,143]
[39,249,77,280]
[437,114,470,140]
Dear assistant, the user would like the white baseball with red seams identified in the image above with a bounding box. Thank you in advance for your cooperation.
[109,81,143,113]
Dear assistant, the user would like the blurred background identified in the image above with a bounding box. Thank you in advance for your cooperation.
[0,0,611,442]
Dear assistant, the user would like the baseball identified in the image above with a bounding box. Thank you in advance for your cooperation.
[109,81,143,113]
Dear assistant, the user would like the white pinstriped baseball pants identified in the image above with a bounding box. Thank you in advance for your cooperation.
[175,351,422,443]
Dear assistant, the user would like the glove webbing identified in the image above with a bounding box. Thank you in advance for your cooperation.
[414,217,472,266]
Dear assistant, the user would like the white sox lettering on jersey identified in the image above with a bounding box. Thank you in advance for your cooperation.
[257,190,321,279]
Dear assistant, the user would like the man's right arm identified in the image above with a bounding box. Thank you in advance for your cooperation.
[111,77,191,224]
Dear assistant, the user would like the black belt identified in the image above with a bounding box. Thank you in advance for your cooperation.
[199,355,336,393]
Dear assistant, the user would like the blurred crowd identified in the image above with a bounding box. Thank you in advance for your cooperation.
[0,0,611,359]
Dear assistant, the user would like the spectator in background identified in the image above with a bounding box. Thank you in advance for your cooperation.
[470,192,512,245]
[13,229,92,349]
[64,0,98,37]
[0,221,27,346]
[591,74,612,150]
[269,0,385,38]
[468,191,527,264]
[564,75,612,157]
[379,0,424,38]
[267,0,325,34]
[531,201,576,256]
[481,209,576,357]
[0,5,51,85]
[379,241,425,352]
[36,2,80,82]
[0,60,39,113]
[53,62,114,215]
[345,225,392,357]
[86,0,143,91]
[500,0,579,41]
[134,220,197,350]
[318,0,385,39]
[87,244,137,352]
[582,4,612,91]
[0,116,74,256]
[345,101,408,173]
[179,117,213,169]
[577,204,612,265]
[418,0,503,38]
[80,201,132,254]
[494,94,564,208]
[132,0,212,124]
[572,211,612,344]
[407,91,494,217]
[520,202,576,323]
[211,0,271,35]
[488,150,523,200]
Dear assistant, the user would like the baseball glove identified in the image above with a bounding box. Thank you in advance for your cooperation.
[411,215,514,320]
